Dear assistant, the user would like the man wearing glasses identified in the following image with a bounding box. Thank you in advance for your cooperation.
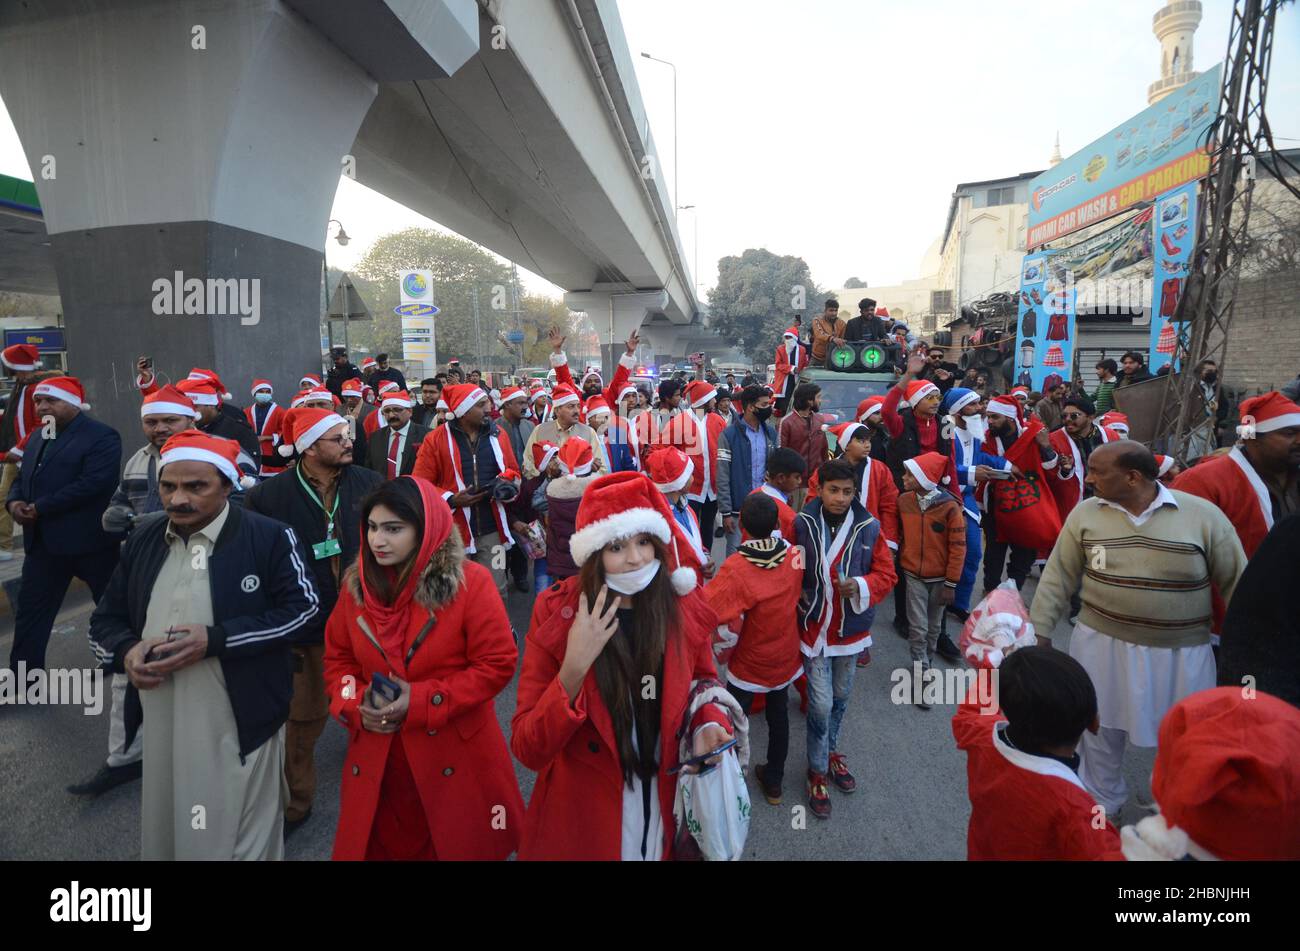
[244,407,381,838]
[1043,395,1121,520]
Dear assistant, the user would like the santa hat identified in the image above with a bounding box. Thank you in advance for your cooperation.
[585,395,612,422]
[340,377,364,400]
[141,384,199,420]
[1010,386,1030,402]
[904,379,939,408]
[176,378,221,407]
[875,306,890,318]
[558,438,595,478]
[278,407,349,457]
[250,379,273,397]
[985,394,1022,423]
[377,380,401,396]
[646,446,694,494]
[532,440,561,473]
[856,396,885,422]
[549,384,581,409]
[185,368,232,400]
[569,471,702,594]
[160,430,256,489]
[782,326,799,339]
[529,387,549,405]
[443,383,488,418]
[380,389,413,410]
[497,386,526,407]
[824,421,867,454]
[580,366,603,388]
[527,378,545,392]
[902,451,951,492]
[289,389,312,409]
[1154,454,1177,477]
[940,387,980,417]
[1,344,41,371]
[436,398,449,412]
[1238,391,1300,436]
[33,375,91,411]
[361,357,377,372]
[617,382,637,404]
[1098,411,1129,435]
[684,380,717,409]
[300,373,322,388]
[300,387,335,406]
[1121,687,1300,861]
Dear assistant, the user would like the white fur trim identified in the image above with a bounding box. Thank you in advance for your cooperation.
[141,400,199,420]
[902,457,936,491]
[250,382,273,395]
[498,390,526,404]
[986,400,1018,419]
[452,386,487,417]
[1156,455,1176,477]
[551,390,580,408]
[618,351,637,370]
[1118,814,1220,861]
[295,413,348,453]
[239,475,257,489]
[908,381,939,407]
[549,351,568,368]
[533,444,561,473]
[690,385,718,408]
[653,456,694,495]
[569,506,672,566]
[33,383,85,408]
[380,396,413,409]
[671,566,697,595]
[946,390,980,415]
[1,355,39,371]
[185,390,220,406]
[159,446,243,487]
[278,443,295,458]
[530,390,549,404]
[1252,411,1300,433]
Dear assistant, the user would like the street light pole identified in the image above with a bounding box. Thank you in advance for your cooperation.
[640,52,677,214]
[323,218,350,355]
[679,204,698,291]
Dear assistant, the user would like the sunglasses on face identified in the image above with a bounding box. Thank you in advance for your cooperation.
[1062,412,1087,420]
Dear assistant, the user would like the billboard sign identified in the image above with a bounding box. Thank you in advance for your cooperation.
[1026,64,1220,248]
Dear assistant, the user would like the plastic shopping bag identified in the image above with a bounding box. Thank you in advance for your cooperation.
[959,580,1036,669]
[672,748,751,861]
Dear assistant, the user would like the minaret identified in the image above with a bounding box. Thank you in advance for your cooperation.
[1148,0,1202,104]
[1049,132,1063,167]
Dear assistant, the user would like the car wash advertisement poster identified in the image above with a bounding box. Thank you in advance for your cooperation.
[1149,181,1197,374]
[1014,251,1074,392]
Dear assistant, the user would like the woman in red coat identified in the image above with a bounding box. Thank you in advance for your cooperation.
[323,476,523,860]
[511,471,736,860]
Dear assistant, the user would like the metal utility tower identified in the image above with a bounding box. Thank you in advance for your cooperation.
[1157,0,1300,460]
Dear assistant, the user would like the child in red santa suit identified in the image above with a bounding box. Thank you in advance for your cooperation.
[512,472,739,860]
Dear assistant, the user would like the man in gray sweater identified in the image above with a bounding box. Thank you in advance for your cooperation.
[1030,441,1246,818]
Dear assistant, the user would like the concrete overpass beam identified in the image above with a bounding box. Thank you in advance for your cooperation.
[0,0,470,438]
[564,288,667,378]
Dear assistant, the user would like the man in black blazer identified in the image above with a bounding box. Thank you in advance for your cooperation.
[6,375,122,672]
[365,391,429,478]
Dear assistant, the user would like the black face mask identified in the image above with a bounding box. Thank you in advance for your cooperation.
[753,407,773,423]
[1203,371,1217,384]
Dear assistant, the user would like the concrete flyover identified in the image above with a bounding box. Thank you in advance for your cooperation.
[0,0,713,439]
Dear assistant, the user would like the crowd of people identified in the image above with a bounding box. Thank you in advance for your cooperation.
[1,299,1297,861]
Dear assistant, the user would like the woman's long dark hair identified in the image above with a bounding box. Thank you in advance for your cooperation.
[359,479,426,606]
[577,535,681,786]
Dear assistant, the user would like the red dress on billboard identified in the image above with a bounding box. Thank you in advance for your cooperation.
[1045,310,1070,341]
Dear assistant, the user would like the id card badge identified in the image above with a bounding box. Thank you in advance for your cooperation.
[312,538,342,559]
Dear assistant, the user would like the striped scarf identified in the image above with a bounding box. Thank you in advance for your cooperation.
[737,536,789,569]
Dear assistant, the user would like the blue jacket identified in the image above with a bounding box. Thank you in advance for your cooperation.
[8,412,121,555]
[88,504,321,759]
[795,497,883,642]
[950,428,1011,523]
[717,416,778,517]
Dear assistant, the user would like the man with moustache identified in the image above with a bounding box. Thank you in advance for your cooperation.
[244,407,381,837]
[68,385,199,798]
[90,431,320,859]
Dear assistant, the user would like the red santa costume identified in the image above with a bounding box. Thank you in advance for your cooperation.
[1042,419,1121,517]
[953,684,1122,861]
[529,386,552,425]
[813,421,901,551]
[410,383,521,554]
[511,472,733,861]
[745,484,797,542]
[550,347,635,419]
[365,381,400,438]
[646,447,708,568]
[1172,391,1300,560]
[1119,687,1300,861]
[772,326,808,412]
[660,380,727,508]
[0,344,46,448]
[244,380,286,476]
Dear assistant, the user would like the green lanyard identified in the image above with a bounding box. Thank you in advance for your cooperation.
[296,464,340,540]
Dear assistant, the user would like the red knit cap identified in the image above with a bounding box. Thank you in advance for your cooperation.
[569,471,702,594]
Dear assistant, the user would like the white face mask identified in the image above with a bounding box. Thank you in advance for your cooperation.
[604,558,660,595]
[961,414,988,441]
[254,392,272,404]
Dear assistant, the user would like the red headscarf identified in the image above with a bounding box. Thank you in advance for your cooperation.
[358,476,454,663]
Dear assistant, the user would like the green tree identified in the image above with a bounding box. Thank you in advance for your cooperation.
[707,248,823,365]
[843,276,868,289]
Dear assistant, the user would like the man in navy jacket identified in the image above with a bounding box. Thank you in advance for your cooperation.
[716,386,778,556]
[5,375,121,672]
[89,430,319,858]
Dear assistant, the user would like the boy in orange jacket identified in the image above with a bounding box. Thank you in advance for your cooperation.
[703,493,805,805]
[897,452,966,708]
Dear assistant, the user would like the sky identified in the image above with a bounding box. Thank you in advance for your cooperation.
[2,0,1297,300]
